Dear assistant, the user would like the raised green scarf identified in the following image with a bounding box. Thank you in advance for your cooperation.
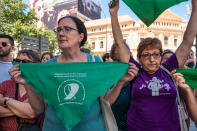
[122,0,188,26]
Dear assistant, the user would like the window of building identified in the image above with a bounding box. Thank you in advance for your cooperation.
[99,28,103,31]
[174,39,177,47]
[164,36,168,46]
[92,42,95,49]
[100,41,104,48]
[91,28,96,32]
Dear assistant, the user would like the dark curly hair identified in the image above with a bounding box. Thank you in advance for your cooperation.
[110,42,130,61]
[102,53,110,61]
[41,52,54,60]
[18,49,41,63]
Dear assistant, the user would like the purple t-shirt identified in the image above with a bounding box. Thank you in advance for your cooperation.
[127,54,180,131]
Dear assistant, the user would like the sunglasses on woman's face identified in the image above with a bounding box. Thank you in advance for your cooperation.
[1,42,8,47]
[13,59,32,63]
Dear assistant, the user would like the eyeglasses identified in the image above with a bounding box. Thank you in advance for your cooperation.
[1,42,8,47]
[54,26,79,34]
[13,59,32,63]
[140,52,161,59]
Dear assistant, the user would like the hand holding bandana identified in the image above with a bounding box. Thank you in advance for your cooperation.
[13,62,129,130]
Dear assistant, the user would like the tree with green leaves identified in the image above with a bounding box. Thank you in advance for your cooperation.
[82,41,92,51]
[0,0,58,53]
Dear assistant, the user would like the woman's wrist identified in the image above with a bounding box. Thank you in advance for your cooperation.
[3,97,13,107]
[118,79,127,85]
[182,87,193,96]
[110,12,118,17]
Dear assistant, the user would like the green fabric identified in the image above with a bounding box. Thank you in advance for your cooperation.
[176,68,197,90]
[122,0,188,26]
[13,62,128,130]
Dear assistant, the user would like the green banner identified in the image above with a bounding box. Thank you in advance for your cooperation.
[122,0,188,26]
[13,62,128,130]
[176,68,197,90]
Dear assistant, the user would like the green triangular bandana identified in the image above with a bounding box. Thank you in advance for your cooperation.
[176,68,197,90]
[13,62,129,130]
[122,0,188,26]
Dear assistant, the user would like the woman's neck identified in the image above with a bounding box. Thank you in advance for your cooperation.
[58,48,87,62]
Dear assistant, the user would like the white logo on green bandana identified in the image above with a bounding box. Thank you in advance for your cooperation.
[64,83,79,100]
[57,79,85,106]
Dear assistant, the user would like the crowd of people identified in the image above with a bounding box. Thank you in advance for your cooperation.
[0,0,197,131]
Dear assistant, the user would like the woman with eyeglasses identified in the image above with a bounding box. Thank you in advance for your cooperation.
[108,0,197,130]
[9,16,108,131]
[0,49,41,131]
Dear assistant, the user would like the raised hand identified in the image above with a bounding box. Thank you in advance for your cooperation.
[109,0,119,15]
[9,65,27,85]
[171,70,191,92]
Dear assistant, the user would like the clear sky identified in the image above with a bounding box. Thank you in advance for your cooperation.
[24,0,191,21]
[101,0,191,21]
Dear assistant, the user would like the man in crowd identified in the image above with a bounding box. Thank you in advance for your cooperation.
[0,34,14,83]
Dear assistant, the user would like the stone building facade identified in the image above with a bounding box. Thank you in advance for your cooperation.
[85,10,187,58]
